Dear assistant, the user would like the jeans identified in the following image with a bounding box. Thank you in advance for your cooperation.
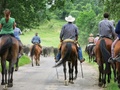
[55,47,83,61]
[78,47,83,60]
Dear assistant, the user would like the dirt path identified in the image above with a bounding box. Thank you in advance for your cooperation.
[0,56,103,90]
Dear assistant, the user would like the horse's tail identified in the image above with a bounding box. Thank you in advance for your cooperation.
[30,45,35,57]
[99,39,111,72]
[54,42,72,67]
[0,37,12,56]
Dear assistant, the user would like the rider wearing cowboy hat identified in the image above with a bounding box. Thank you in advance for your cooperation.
[55,15,85,63]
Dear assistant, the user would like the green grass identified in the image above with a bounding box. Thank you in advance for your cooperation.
[18,55,31,66]
[21,19,66,47]
[0,55,31,71]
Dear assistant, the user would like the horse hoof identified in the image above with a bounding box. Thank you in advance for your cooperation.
[69,80,74,84]
[1,82,5,85]
[98,82,103,87]
[3,84,8,90]
[15,68,18,71]
[118,84,120,88]
[7,83,13,87]
[73,76,77,80]
[64,80,68,86]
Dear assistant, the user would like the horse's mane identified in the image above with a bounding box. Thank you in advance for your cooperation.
[30,45,36,57]
[54,42,73,67]
[0,36,12,56]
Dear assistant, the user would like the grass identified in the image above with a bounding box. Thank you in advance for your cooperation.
[21,19,66,47]
[0,55,31,71]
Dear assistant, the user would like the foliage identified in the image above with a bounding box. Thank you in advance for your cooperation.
[76,4,97,44]
[0,0,75,30]
[100,0,120,21]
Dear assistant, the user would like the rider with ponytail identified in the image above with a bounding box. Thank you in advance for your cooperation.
[0,9,15,37]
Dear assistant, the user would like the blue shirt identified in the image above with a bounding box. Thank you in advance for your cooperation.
[60,23,79,41]
[31,35,41,44]
[14,27,22,40]
[115,20,120,39]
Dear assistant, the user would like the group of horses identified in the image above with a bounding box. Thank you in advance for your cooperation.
[86,37,120,88]
[1,35,120,89]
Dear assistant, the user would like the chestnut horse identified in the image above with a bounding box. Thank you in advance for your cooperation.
[94,37,113,87]
[113,40,120,88]
[0,35,19,89]
[54,40,78,85]
[30,44,42,66]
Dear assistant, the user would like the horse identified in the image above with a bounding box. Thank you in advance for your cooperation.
[0,35,19,89]
[54,40,78,85]
[113,40,120,88]
[14,41,23,71]
[30,44,42,66]
[94,37,113,87]
[85,44,95,62]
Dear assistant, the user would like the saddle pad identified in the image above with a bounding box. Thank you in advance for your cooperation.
[63,39,75,43]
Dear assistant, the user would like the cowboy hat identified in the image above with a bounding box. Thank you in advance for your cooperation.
[65,15,75,22]
[89,33,93,37]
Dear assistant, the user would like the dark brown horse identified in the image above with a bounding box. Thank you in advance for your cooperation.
[54,40,78,85]
[94,37,113,87]
[85,44,95,62]
[30,44,42,66]
[0,35,19,89]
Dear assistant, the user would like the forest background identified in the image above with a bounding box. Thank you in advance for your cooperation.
[0,0,120,45]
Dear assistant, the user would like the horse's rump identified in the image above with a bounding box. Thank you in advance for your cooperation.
[30,44,42,56]
[95,38,112,64]
[54,41,77,67]
[0,35,19,61]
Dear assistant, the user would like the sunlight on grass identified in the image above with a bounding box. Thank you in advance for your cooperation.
[21,19,65,47]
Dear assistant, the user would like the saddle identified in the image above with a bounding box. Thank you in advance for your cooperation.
[58,39,78,50]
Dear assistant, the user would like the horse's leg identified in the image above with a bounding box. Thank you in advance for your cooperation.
[107,64,111,83]
[68,62,72,83]
[74,59,78,80]
[38,54,40,66]
[1,59,6,85]
[63,63,68,86]
[112,63,117,82]
[7,62,13,87]
[71,63,74,84]
[31,57,34,67]
[15,58,19,71]
[98,65,103,87]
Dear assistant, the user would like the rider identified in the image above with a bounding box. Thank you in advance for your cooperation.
[98,12,116,39]
[109,20,120,62]
[55,15,85,63]
[94,34,99,45]
[31,33,42,48]
[98,12,116,62]
[14,22,23,58]
[0,9,15,37]
[88,33,94,44]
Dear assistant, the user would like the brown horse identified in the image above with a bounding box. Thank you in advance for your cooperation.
[94,37,113,87]
[0,35,19,89]
[30,44,42,66]
[54,40,78,85]
[113,40,120,88]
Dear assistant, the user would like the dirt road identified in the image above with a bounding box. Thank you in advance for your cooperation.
[0,56,103,90]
